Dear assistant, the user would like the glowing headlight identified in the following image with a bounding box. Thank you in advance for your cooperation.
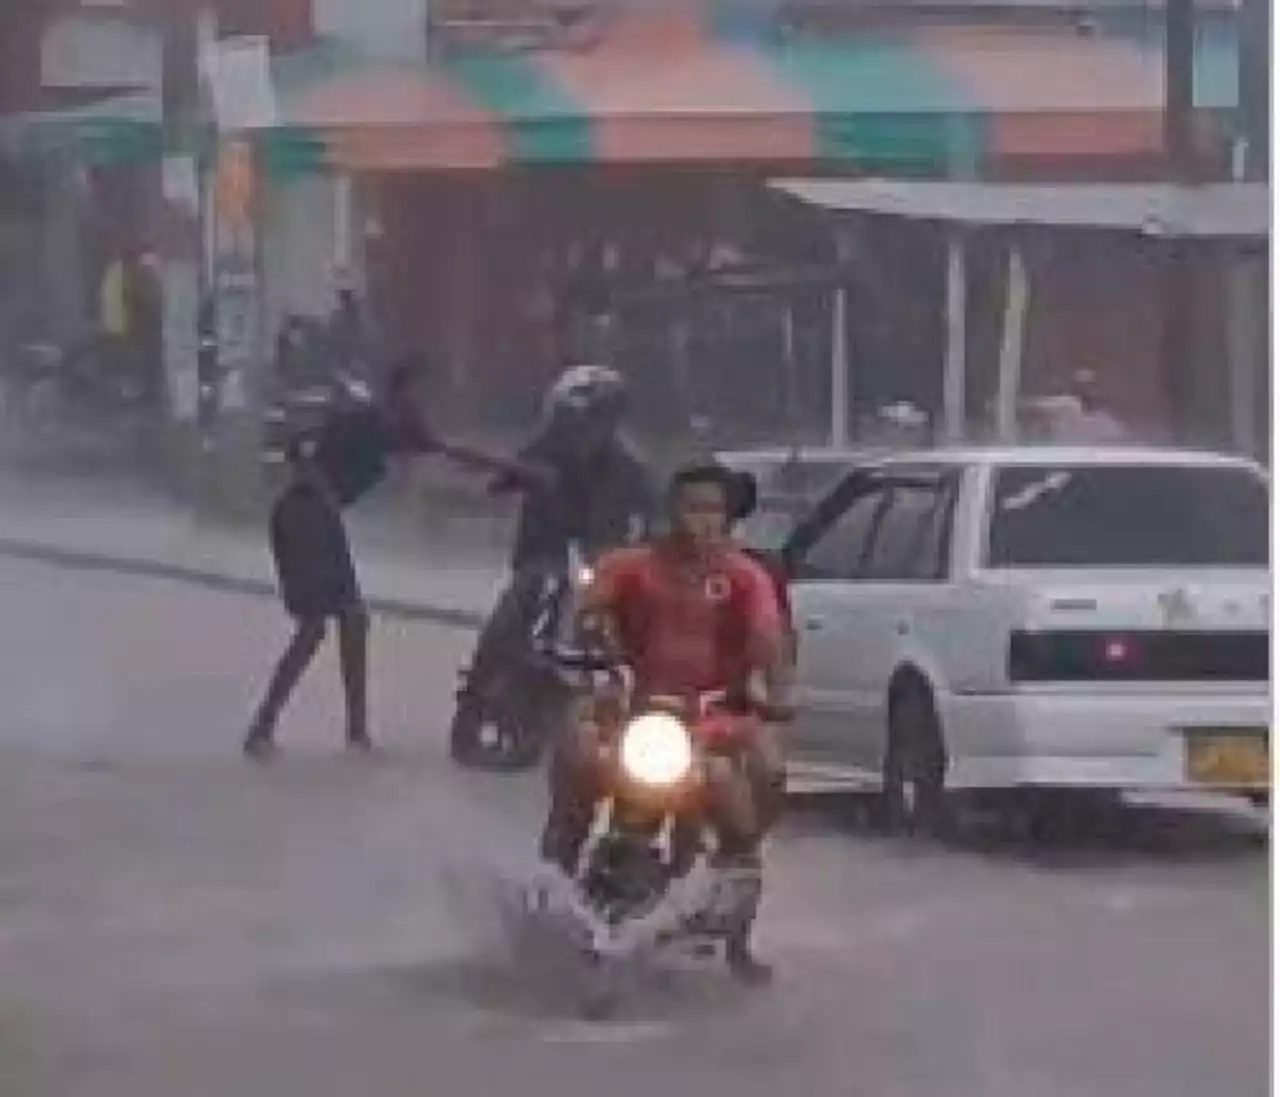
[575,565,595,588]
[618,712,693,787]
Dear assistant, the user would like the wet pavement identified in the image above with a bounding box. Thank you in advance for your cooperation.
[0,557,1269,1097]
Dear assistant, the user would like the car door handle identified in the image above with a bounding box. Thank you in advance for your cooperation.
[803,616,825,632]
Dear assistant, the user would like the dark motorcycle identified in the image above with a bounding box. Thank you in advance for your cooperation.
[261,315,372,466]
[527,665,771,1018]
[1,335,153,460]
[0,339,64,422]
[448,546,594,771]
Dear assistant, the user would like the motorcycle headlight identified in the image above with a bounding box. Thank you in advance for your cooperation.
[618,712,693,787]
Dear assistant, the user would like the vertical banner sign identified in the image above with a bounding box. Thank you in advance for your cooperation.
[212,137,257,411]
[203,35,275,414]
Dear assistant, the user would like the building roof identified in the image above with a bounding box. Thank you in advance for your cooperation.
[771,179,1271,239]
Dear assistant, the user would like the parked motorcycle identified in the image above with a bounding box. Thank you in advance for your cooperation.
[0,339,64,423]
[261,315,373,465]
[525,662,772,1019]
[0,334,153,460]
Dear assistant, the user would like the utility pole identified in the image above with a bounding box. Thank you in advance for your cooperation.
[1161,0,1197,443]
[1239,0,1269,183]
[1227,0,1269,458]
[1164,0,1197,177]
[158,0,212,501]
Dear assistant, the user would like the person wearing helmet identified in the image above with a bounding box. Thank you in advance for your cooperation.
[450,364,658,763]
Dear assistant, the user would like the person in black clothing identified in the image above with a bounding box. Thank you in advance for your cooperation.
[245,356,515,758]
[328,285,372,379]
[450,365,656,762]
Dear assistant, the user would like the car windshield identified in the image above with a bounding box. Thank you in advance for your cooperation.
[764,458,851,498]
[986,463,1268,568]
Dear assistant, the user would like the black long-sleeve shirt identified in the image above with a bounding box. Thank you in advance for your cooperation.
[494,430,657,570]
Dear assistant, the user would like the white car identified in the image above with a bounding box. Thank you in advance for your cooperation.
[781,446,1270,823]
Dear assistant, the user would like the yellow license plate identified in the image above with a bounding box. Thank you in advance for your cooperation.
[1184,730,1271,787]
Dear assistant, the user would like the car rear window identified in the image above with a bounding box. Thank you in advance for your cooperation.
[763,459,851,499]
[986,464,1268,568]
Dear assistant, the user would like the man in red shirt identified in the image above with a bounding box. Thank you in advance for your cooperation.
[542,462,790,982]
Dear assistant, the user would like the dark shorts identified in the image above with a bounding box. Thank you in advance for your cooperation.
[270,484,362,620]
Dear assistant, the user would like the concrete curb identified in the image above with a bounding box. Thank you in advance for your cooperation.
[0,537,487,630]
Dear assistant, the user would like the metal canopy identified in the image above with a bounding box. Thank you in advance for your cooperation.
[771,179,1271,240]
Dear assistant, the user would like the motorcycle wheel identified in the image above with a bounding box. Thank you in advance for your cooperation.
[448,689,550,772]
[447,700,486,767]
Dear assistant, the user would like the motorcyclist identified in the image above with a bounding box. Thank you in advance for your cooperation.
[451,364,657,763]
[541,460,790,983]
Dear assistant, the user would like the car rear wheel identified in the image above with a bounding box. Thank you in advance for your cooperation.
[882,683,950,839]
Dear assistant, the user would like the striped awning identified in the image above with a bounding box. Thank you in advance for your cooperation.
[0,93,163,167]
[263,12,1240,175]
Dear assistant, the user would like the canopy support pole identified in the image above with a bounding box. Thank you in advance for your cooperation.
[942,231,968,443]
[782,302,802,441]
[830,286,849,448]
[333,173,354,276]
[995,242,1030,443]
[1226,247,1262,456]
[830,229,851,448]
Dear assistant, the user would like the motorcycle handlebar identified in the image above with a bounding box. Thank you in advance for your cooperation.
[543,647,795,724]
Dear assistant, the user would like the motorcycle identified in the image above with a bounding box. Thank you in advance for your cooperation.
[1,334,153,459]
[526,662,773,1018]
[261,315,373,467]
[448,544,596,771]
[0,339,64,425]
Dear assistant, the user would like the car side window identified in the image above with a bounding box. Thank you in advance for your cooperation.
[911,483,956,580]
[795,485,889,580]
[862,476,957,581]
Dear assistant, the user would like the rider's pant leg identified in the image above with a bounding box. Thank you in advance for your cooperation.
[703,755,759,860]
[540,711,603,874]
[743,723,787,838]
[460,566,545,699]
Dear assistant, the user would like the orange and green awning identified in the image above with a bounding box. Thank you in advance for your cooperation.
[1,93,163,167]
[263,12,1240,177]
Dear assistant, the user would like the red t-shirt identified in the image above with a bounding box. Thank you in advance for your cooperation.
[742,547,793,625]
[588,542,782,696]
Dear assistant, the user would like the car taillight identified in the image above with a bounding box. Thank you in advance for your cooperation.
[1100,635,1135,666]
[1008,630,1143,682]
[1008,629,1268,683]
